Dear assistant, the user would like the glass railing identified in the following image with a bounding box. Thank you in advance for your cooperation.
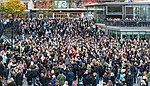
[97,19,150,27]
[108,20,150,27]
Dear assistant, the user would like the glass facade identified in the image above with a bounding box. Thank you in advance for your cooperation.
[93,3,150,40]
[94,6,106,23]
[108,30,150,40]
[125,5,150,18]
[107,6,122,15]
[91,3,150,23]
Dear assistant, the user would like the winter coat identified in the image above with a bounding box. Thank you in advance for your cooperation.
[67,72,74,81]
[25,70,33,85]
[15,72,23,85]
[126,74,134,86]
[67,71,74,86]
[0,62,4,77]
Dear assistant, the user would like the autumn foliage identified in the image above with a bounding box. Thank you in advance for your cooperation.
[0,0,26,16]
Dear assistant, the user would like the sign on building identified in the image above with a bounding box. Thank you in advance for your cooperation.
[55,1,67,8]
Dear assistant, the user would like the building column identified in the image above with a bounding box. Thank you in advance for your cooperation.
[81,12,84,18]
[67,13,70,17]
[53,13,54,19]
[121,32,123,40]
[106,6,108,15]
[137,33,139,41]
[116,32,118,39]
[133,7,136,18]
[124,6,126,18]
[122,5,125,18]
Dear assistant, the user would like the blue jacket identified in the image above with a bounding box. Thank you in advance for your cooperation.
[50,78,56,86]
[67,71,74,81]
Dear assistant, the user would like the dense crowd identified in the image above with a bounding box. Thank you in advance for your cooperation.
[0,17,149,86]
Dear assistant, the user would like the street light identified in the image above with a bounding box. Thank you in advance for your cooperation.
[10,10,20,49]
[11,16,14,50]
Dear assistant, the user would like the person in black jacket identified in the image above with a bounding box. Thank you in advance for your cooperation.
[15,71,23,86]
[103,72,109,84]
[0,76,2,86]
[82,70,89,86]
[126,72,134,86]
[39,72,50,86]
[25,68,33,86]
[0,61,5,78]
[85,74,92,86]
[84,73,96,86]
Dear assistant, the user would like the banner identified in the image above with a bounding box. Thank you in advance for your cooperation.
[55,1,67,8]
[83,0,96,5]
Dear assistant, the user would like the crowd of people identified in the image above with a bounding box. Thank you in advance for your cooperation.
[0,17,149,86]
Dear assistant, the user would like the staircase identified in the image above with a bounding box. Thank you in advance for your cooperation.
[3,27,15,39]
[0,24,18,46]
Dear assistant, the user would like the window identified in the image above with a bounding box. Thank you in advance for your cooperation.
[108,6,122,12]
[126,7,133,14]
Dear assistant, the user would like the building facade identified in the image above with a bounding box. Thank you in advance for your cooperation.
[86,2,150,23]
[1,0,91,18]
[1,0,137,18]
[107,26,150,40]
[25,0,98,18]
[86,2,150,40]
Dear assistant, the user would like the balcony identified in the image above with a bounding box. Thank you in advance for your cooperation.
[105,19,150,27]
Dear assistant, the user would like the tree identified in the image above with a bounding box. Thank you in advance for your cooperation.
[0,0,26,17]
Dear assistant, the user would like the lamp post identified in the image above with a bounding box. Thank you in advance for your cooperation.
[105,20,107,35]
[11,10,19,49]
[0,2,4,38]
[11,14,15,50]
